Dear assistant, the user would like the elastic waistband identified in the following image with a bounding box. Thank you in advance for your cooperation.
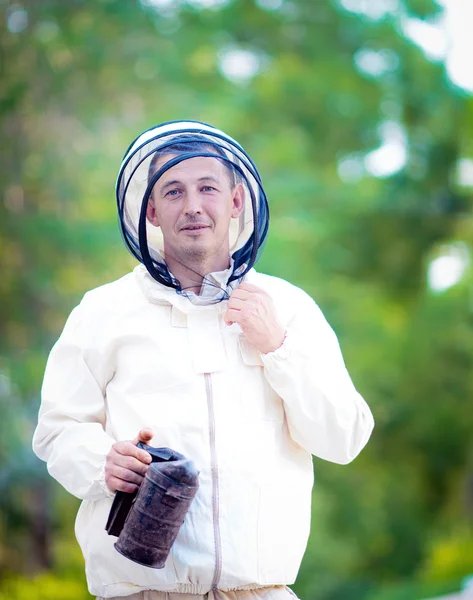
[102,583,278,597]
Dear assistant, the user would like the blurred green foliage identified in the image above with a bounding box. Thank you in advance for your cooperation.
[1,0,473,598]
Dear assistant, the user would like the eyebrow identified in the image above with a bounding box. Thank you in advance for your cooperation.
[198,176,220,184]
[160,180,181,192]
[159,176,221,192]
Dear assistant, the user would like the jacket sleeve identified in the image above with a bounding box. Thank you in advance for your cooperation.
[261,289,374,464]
[32,299,115,501]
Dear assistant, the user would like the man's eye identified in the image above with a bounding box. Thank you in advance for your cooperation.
[165,189,180,197]
[202,186,216,192]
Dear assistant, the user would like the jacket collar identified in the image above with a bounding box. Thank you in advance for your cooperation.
[134,263,252,313]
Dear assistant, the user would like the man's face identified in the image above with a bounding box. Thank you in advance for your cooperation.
[146,155,244,268]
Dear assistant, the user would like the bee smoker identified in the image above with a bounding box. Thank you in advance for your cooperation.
[105,444,199,568]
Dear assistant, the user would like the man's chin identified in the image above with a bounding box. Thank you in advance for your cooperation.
[178,243,211,261]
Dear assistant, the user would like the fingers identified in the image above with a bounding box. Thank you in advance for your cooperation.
[105,437,153,493]
[115,440,152,465]
[106,458,147,491]
[236,282,268,295]
[229,283,269,303]
[134,428,154,446]
[226,297,246,311]
[112,464,146,484]
[106,475,140,494]
[229,288,252,302]
[225,292,262,325]
[112,447,151,475]
[224,308,243,326]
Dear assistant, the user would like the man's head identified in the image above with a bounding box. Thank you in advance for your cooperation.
[116,120,269,297]
[145,136,245,273]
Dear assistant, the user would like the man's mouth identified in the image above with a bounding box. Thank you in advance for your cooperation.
[181,224,210,231]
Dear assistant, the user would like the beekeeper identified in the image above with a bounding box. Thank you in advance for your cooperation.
[33,120,374,600]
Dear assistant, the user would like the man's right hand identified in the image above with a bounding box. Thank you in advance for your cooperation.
[105,428,154,493]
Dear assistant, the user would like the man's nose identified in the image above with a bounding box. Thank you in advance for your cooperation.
[183,189,203,214]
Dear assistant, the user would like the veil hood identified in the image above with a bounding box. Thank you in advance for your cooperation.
[115,120,269,302]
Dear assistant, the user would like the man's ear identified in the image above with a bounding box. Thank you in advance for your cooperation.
[231,183,245,218]
[146,199,160,227]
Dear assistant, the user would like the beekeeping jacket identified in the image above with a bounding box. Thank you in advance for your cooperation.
[32,121,374,599]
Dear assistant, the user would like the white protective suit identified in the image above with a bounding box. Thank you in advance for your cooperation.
[33,264,374,598]
[32,121,374,598]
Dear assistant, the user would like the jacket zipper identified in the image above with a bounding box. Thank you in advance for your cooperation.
[205,372,222,590]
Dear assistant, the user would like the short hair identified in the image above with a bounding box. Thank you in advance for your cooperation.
[147,134,240,189]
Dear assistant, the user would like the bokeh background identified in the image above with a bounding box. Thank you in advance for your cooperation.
[1,0,473,598]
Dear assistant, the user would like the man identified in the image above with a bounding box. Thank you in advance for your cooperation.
[33,120,374,600]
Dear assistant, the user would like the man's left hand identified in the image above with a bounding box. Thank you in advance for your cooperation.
[224,283,286,354]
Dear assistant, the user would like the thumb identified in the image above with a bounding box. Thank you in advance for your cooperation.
[134,428,154,445]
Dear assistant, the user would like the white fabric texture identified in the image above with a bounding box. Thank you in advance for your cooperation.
[97,584,299,599]
[97,585,297,600]
[33,265,374,598]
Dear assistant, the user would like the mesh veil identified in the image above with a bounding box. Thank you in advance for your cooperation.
[116,121,269,300]
[115,120,269,301]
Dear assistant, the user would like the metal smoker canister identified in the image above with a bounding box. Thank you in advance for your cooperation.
[115,458,199,568]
